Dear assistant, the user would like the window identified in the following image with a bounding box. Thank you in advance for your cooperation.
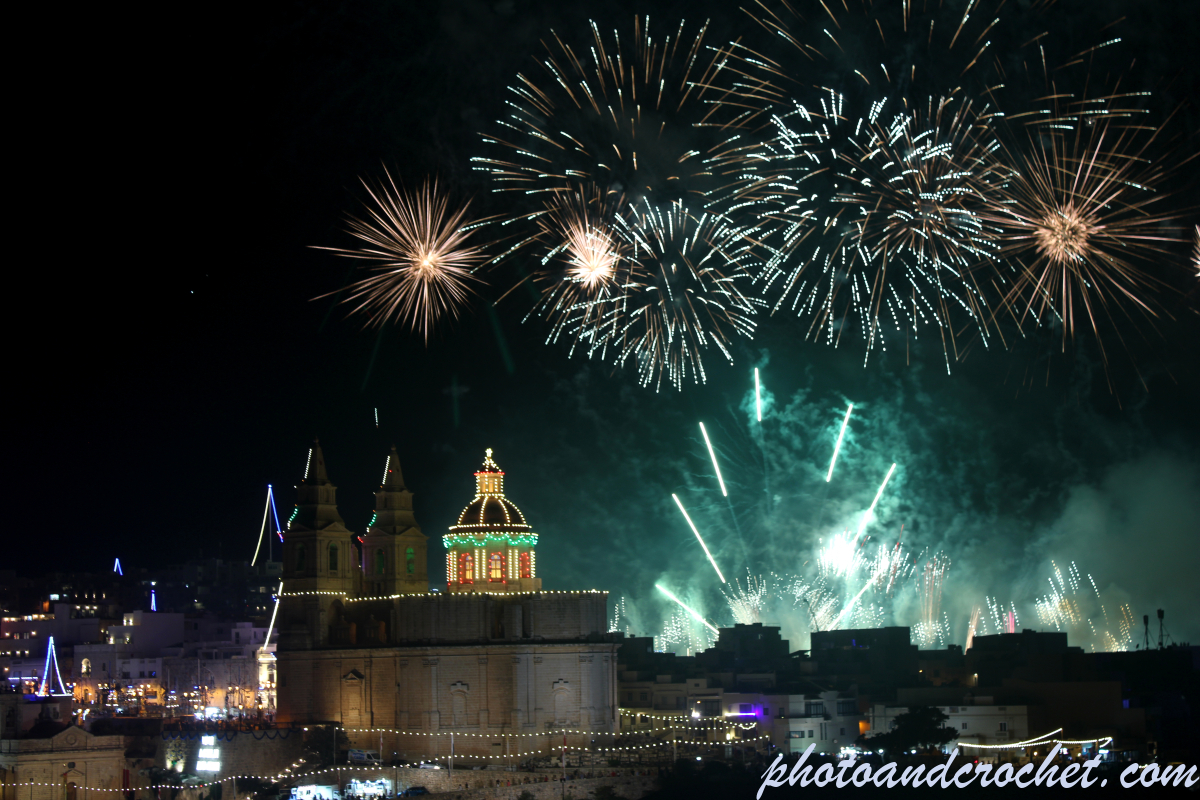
[840,728,845,736]
[961,722,969,730]
[489,552,503,581]
[805,702,824,717]
[765,706,770,717]
[329,544,338,571]
[374,549,386,575]
[836,700,856,715]
[808,730,814,738]
[739,703,753,713]
[406,547,415,575]
[999,722,1008,731]
[81,659,91,677]
[700,700,720,717]
[458,552,474,584]
[294,544,306,571]
[519,551,531,579]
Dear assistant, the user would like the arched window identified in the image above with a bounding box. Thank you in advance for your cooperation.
[405,547,415,575]
[328,544,338,572]
[457,552,473,584]
[81,658,92,677]
[519,552,531,579]
[489,552,503,581]
[374,549,386,575]
[295,543,306,571]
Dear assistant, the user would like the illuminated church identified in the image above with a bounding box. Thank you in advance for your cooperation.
[275,442,617,758]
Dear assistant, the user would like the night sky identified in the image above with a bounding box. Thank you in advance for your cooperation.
[21,0,1199,649]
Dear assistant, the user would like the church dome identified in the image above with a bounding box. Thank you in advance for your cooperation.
[447,449,534,535]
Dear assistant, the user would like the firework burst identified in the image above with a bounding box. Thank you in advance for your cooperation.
[982,99,1189,362]
[474,16,758,205]
[316,174,493,342]
[723,572,768,624]
[606,199,763,390]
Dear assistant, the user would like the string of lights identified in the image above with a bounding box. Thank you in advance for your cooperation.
[281,590,604,600]
[6,736,770,792]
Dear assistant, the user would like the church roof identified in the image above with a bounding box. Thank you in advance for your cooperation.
[448,449,534,535]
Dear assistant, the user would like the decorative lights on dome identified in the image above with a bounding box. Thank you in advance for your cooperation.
[445,448,537,543]
[444,449,540,591]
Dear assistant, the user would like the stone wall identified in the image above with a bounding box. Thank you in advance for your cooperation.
[156,730,306,782]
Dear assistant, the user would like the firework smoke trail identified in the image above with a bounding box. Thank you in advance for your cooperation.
[671,494,726,583]
[982,96,1191,368]
[826,403,853,482]
[655,584,720,634]
[315,174,494,342]
[966,606,981,652]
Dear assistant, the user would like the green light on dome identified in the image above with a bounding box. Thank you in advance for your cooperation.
[443,532,539,548]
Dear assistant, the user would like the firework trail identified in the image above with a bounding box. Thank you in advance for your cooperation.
[826,402,853,482]
[1193,226,1200,278]
[1033,561,1133,652]
[672,493,727,583]
[966,606,981,652]
[981,95,1190,367]
[315,174,494,342]
[609,596,632,635]
[656,583,720,635]
[914,553,950,647]
[656,607,718,656]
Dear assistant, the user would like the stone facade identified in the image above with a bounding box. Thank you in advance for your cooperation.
[0,728,126,800]
[274,444,620,760]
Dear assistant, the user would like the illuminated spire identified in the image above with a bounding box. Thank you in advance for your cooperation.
[290,438,345,530]
[475,448,504,496]
[370,445,418,533]
[381,445,407,489]
[306,438,331,485]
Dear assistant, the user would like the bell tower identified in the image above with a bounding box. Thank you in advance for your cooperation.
[279,440,356,647]
[360,445,429,596]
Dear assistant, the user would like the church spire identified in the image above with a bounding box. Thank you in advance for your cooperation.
[381,445,407,490]
[305,438,331,485]
[370,446,417,533]
[290,438,345,530]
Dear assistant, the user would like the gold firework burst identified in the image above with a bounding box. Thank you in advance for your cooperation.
[982,100,1188,359]
[316,173,493,343]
